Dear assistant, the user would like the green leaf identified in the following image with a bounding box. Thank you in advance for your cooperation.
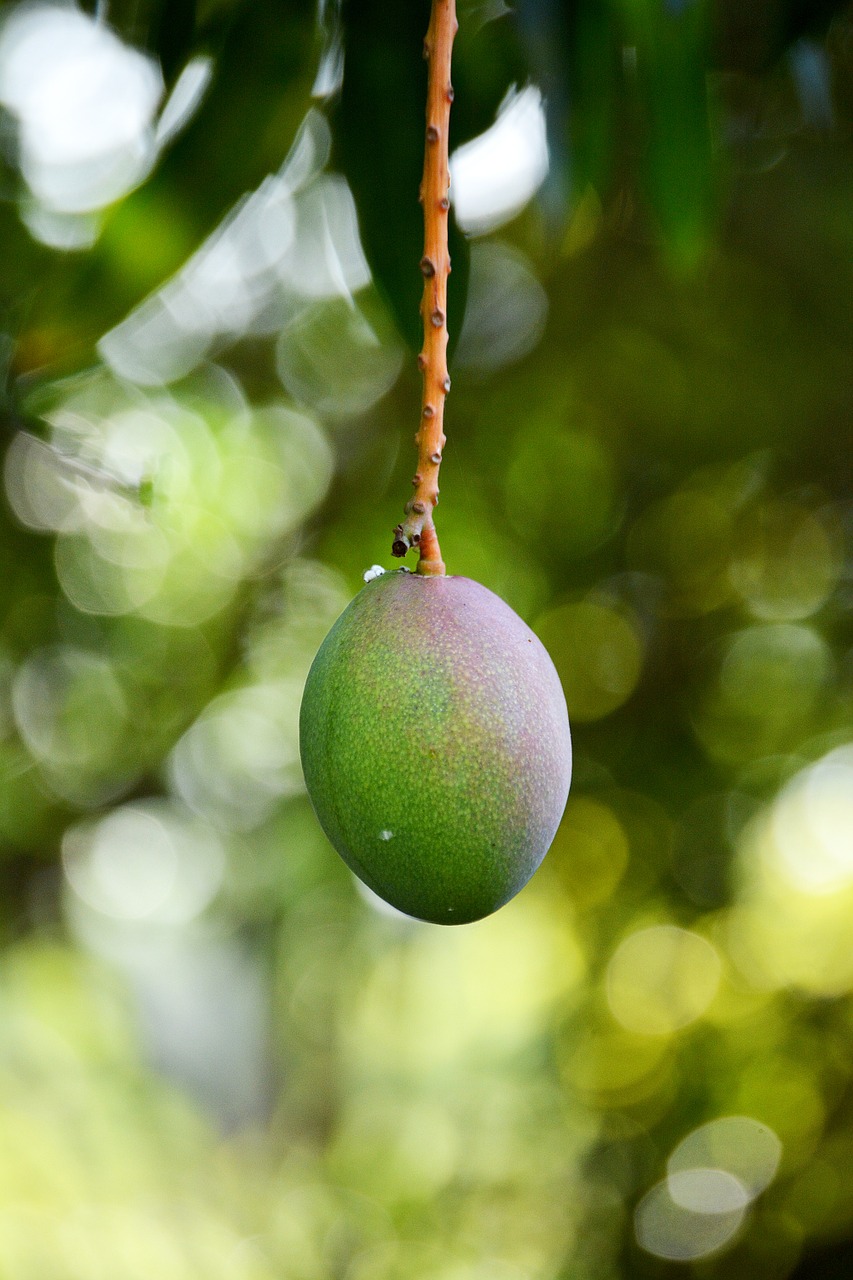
[515,0,622,238]
[336,0,473,354]
[619,0,715,266]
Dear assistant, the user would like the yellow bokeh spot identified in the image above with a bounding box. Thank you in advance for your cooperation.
[693,624,832,765]
[730,748,853,997]
[732,1056,825,1170]
[730,500,841,622]
[561,1024,670,1104]
[627,490,734,616]
[535,601,643,722]
[344,895,585,1079]
[606,924,722,1036]
[549,797,629,909]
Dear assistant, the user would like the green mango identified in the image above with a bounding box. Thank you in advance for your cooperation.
[299,570,571,924]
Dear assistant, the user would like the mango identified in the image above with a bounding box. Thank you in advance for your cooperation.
[299,571,571,923]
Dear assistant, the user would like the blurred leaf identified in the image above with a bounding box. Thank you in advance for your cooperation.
[336,0,470,352]
[516,0,622,235]
[452,2,530,143]
[711,0,847,74]
[152,0,197,83]
[565,1,623,206]
[619,0,716,265]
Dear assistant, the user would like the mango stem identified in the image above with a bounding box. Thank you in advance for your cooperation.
[390,0,456,578]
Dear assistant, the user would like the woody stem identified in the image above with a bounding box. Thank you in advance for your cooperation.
[390,0,457,577]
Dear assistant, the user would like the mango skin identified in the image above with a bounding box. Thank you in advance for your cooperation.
[299,571,572,924]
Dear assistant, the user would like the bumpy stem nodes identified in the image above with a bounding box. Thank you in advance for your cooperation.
[390,0,457,577]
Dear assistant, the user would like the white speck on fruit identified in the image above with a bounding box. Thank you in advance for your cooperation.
[363,565,386,583]
[379,829,394,841]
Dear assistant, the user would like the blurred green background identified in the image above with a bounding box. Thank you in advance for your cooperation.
[0,0,852,1276]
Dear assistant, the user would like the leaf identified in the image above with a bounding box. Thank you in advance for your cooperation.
[336,0,473,354]
[152,0,198,84]
[619,0,715,266]
[515,0,622,239]
[452,3,531,145]
[567,2,623,203]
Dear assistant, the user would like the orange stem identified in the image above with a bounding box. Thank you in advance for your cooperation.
[391,0,457,577]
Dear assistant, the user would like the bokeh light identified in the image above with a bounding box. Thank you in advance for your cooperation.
[693,623,833,764]
[276,293,403,418]
[727,746,853,996]
[635,1173,748,1261]
[62,800,225,925]
[11,643,128,803]
[548,796,630,910]
[450,85,549,235]
[535,602,643,722]
[627,487,735,617]
[635,1115,783,1262]
[454,242,548,375]
[668,1116,782,1201]
[5,371,334,626]
[768,745,853,895]
[606,925,722,1036]
[0,3,162,216]
[730,500,842,621]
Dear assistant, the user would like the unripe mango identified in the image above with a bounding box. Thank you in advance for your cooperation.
[299,571,571,924]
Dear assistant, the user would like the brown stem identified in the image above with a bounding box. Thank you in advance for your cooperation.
[390,0,457,577]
